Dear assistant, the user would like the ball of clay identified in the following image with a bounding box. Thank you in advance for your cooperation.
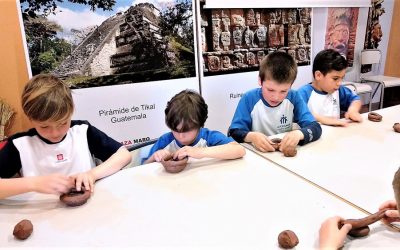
[393,123,400,133]
[367,112,382,122]
[348,226,370,237]
[271,138,282,151]
[60,188,91,207]
[13,219,33,240]
[282,147,297,157]
[278,230,299,249]
[161,156,188,173]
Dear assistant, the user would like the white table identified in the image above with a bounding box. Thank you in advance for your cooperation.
[246,105,400,214]
[0,149,384,249]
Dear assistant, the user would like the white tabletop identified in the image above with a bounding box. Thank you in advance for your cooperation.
[0,149,388,249]
[246,105,400,214]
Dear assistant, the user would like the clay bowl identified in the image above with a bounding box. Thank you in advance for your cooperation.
[60,188,91,207]
[161,155,188,173]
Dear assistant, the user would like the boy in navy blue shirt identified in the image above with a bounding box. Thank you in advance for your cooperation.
[298,49,362,126]
[228,51,321,153]
[143,90,245,164]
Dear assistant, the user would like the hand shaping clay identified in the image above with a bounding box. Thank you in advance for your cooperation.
[60,188,91,207]
[393,123,400,133]
[278,230,299,249]
[13,219,33,240]
[339,208,389,237]
[161,155,188,173]
[271,138,281,151]
[392,168,400,216]
[367,112,382,122]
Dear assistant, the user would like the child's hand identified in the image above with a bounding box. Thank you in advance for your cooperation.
[345,111,362,122]
[71,171,96,193]
[153,149,172,162]
[174,146,203,159]
[319,216,351,250]
[379,200,400,224]
[31,174,74,195]
[246,132,275,152]
[280,130,303,151]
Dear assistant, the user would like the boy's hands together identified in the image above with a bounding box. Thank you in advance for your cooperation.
[153,149,172,162]
[280,130,303,151]
[245,132,275,152]
[174,146,203,159]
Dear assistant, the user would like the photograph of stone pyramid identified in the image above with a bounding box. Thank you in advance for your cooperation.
[20,0,195,88]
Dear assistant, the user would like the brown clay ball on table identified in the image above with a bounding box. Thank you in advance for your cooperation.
[278,230,299,249]
[13,219,33,240]
[393,123,400,133]
[367,112,382,122]
[60,188,91,207]
[282,146,297,157]
[161,155,189,173]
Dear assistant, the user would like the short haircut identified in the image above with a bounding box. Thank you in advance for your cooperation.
[165,90,208,132]
[22,74,74,122]
[259,51,297,84]
[313,49,347,76]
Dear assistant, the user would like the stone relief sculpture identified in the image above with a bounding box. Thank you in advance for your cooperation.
[201,7,311,75]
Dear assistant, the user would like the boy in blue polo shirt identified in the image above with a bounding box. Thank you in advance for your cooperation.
[228,51,321,153]
[298,49,362,126]
[143,90,245,164]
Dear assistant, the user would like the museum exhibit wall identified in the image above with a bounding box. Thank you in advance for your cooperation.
[0,0,397,144]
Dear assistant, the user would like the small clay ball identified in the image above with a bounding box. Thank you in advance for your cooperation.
[367,112,382,122]
[348,226,370,237]
[393,123,400,133]
[278,230,299,249]
[282,147,297,157]
[271,138,282,151]
[13,219,33,240]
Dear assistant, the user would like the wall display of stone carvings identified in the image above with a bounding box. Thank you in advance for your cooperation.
[200,4,312,76]
[324,8,359,67]
[20,0,196,88]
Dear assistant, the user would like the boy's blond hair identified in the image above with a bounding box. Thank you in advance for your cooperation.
[21,74,74,122]
[259,51,297,84]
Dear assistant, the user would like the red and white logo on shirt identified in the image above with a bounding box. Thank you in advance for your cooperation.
[57,154,64,161]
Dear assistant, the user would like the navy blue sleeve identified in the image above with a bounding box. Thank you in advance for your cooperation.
[228,90,257,142]
[85,121,123,162]
[291,91,322,145]
[339,86,360,111]
[0,139,22,178]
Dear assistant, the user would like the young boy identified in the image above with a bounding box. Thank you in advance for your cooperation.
[298,49,362,127]
[228,51,321,153]
[0,74,131,196]
[143,90,245,164]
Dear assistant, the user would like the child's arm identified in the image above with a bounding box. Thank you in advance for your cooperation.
[344,100,362,122]
[379,200,400,224]
[144,149,172,163]
[319,216,352,250]
[73,147,131,192]
[0,175,74,199]
[173,142,246,160]
[312,113,350,127]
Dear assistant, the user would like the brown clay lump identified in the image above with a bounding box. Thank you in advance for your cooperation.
[271,138,282,151]
[161,155,188,173]
[13,219,33,240]
[60,188,91,207]
[367,112,382,122]
[339,209,389,237]
[393,123,400,133]
[278,230,299,249]
[270,138,297,157]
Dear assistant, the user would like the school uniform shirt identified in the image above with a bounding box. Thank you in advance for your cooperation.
[143,127,234,163]
[0,120,122,178]
[228,88,321,145]
[297,83,360,118]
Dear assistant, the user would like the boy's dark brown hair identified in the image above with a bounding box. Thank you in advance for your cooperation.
[21,74,74,122]
[165,90,208,132]
[259,51,297,84]
[312,49,347,77]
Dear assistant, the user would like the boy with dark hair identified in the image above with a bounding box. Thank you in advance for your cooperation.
[298,49,362,126]
[143,90,245,164]
[0,74,131,197]
[228,51,321,153]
